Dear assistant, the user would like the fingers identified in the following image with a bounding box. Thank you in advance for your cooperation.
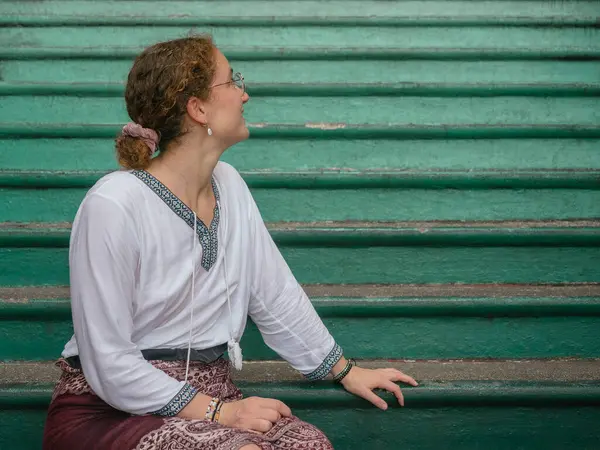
[383,368,419,386]
[259,398,292,417]
[359,388,389,411]
[380,380,405,407]
[258,407,282,424]
[248,418,274,433]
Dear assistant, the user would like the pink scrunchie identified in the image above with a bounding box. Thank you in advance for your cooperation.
[122,122,159,155]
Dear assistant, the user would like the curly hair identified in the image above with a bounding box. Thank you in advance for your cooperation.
[114,35,217,169]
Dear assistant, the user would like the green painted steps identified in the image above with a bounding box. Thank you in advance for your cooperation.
[5,47,599,61]
[2,283,600,360]
[2,223,600,285]
[1,1,597,449]
[3,96,599,125]
[5,359,600,385]
[2,139,600,172]
[2,25,598,53]
[3,170,600,189]
[4,222,600,247]
[3,61,600,85]
[3,124,599,139]
[2,381,600,450]
[3,0,599,26]
[4,82,600,97]
[2,184,599,222]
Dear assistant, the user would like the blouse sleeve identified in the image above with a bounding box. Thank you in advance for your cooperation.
[245,189,343,381]
[68,191,197,416]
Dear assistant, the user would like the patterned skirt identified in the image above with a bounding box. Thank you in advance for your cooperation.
[42,357,334,450]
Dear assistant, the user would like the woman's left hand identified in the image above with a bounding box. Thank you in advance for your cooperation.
[340,366,418,410]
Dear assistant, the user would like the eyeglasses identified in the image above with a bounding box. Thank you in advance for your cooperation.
[211,72,245,96]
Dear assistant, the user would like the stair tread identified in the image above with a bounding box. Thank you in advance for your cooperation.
[2,0,598,26]
[4,60,600,85]
[3,81,600,97]
[3,379,600,411]
[2,221,600,249]
[4,220,600,230]
[3,284,600,302]
[3,359,600,385]
[2,27,598,52]
[2,123,599,140]
[1,168,599,190]
[3,97,599,127]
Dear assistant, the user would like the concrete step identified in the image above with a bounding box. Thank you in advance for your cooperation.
[2,223,599,285]
[2,170,600,222]
[2,138,600,173]
[3,81,600,97]
[4,359,600,385]
[3,60,600,85]
[3,1,598,26]
[2,284,599,361]
[1,359,600,449]
[1,24,598,57]
[3,95,600,126]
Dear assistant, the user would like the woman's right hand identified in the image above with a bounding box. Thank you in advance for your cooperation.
[218,396,292,433]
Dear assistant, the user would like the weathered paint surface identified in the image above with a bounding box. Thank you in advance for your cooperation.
[2,138,600,171]
[3,96,600,125]
[3,25,599,51]
[4,225,600,248]
[1,384,600,450]
[3,1,600,25]
[1,246,600,286]
[2,298,600,361]
[1,0,599,447]
[2,187,599,223]
[3,60,600,84]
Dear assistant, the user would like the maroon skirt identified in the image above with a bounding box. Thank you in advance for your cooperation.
[42,357,333,450]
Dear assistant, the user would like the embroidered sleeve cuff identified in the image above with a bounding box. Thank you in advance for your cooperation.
[151,383,198,417]
[303,343,343,381]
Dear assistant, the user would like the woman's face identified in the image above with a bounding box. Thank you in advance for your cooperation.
[204,49,250,148]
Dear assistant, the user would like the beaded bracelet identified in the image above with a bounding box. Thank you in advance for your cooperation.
[213,400,224,423]
[333,358,356,383]
[204,397,220,421]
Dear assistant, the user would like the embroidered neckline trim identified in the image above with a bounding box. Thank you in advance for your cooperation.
[131,169,221,271]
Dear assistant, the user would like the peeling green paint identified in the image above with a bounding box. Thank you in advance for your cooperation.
[3,96,600,125]
[3,60,600,85]
[1,246,599,286]
[2,138,600,172]
[2,0,600,446]
[1,313,600,361]
[2,187,599,223]
[2,384,600,450]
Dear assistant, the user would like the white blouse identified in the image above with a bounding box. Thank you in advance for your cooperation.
[62,161,342,416]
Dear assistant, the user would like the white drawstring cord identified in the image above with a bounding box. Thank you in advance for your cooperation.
[219,199,243,370]
[184,212,197,382]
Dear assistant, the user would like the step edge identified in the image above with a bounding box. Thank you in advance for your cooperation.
[2,123,600,139]
[3,284,600,300]
[4,359,600,385]
[3,296,600,318]
[2,81,600,97]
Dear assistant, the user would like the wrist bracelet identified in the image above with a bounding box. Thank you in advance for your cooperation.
[333,358,355,383]
[204,397,220,421]
[213,400,224,423]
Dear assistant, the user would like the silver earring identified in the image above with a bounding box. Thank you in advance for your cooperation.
[207,127,213,136]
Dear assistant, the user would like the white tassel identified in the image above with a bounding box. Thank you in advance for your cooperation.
[220,200,242,371]
[228,339,243,370]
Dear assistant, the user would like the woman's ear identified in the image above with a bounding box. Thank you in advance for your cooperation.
[186,96,208,126]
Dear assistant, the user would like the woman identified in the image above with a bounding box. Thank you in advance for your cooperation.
[42,35,417,450]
